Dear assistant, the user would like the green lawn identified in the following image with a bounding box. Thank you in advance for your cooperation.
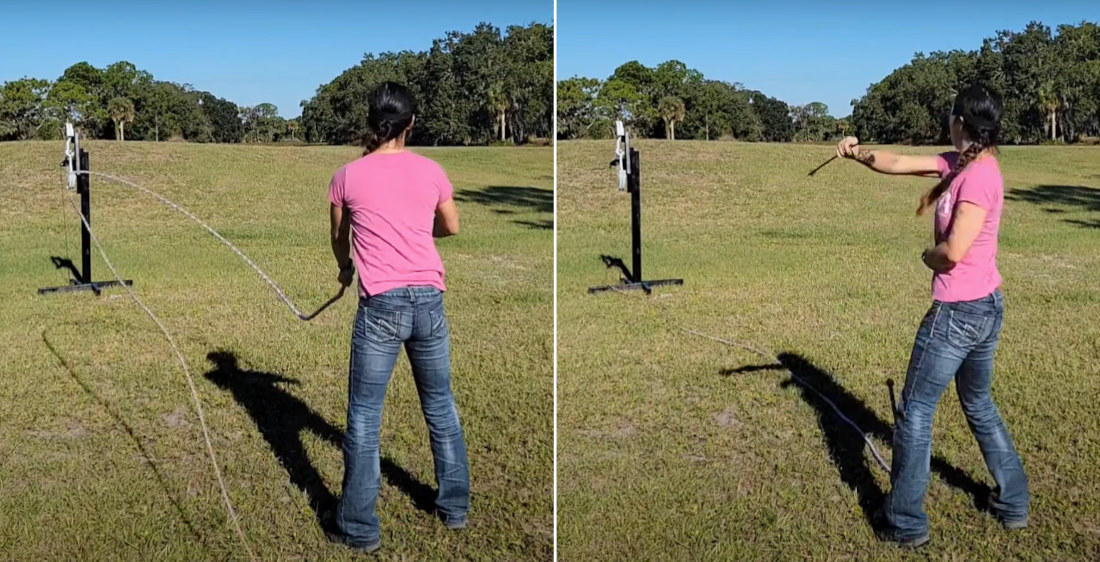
[557,140,1100,561]
[0,141,553,561]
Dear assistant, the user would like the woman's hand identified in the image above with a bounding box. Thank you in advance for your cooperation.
[837,136,861,159]
[337,264,354,288]
[921,246,955,273]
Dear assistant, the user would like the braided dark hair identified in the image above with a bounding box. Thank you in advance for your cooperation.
[363,82,415,155]
[917,84,1003,216]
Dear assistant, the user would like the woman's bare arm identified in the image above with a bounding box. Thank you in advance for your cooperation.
[837,136,942,177]
[434,199,460,238]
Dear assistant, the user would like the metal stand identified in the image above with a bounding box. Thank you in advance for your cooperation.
[38,148,132,295]
[589,137,683,295]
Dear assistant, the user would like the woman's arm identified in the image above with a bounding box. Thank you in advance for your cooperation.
[837,136,942,177]
[330,203,352,268]
[434,199,460,238]
[921,202,986,272]
[330,203,354,287]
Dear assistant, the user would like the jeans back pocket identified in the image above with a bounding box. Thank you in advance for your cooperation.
[428,306,449,338]
[358,307,403,344]
[946,308,987,348]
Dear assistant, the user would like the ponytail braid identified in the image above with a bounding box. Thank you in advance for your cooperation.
[362,120,398,155]
[916,140,989,216]
[362,130,383,155]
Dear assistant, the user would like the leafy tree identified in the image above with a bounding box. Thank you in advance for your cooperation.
[792,102,836,142]
[144,81,177,141]
[594,79,648,136]
[242,102,282,142]
[44,80,94,136]
[748,91,794,142]
[501,23,553,142]
[0,78,51,140]
[198,92,243,143]
[606,62,659,135]
[556,76,602,139]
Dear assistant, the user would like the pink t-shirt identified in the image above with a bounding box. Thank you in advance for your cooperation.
[930,151,1003,303]
[328,151,453,297]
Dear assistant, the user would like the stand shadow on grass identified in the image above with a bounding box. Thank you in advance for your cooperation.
[49,256,82,282]
[41,332,203,544]
[453,185,552,229]
[202,351,436,526]
[721,352,991,531]
[1006,184,1100,229]
[598,255,633,281]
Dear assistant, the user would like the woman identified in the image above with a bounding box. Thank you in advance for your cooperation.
[325,82,469,554]
[837,84,1029,549]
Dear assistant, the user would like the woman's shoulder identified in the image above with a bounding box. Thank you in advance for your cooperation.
[402,151,448,176]
[356,151,448,179]
[405,150,443,165]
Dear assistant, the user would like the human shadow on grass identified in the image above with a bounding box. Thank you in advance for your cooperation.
[1006,184,1100,229]
[453,185,552,229]
[721,353,991,531]
[202,351,437,527]
[42,332,203,545]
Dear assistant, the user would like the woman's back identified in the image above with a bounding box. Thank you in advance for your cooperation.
[931,152,1004,303]
[328,150,454,297]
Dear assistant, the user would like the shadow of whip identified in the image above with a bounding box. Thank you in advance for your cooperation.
[682,328,892,474]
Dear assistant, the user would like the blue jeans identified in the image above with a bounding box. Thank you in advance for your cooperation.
[883,289,1028,538]
[335,286,470,547]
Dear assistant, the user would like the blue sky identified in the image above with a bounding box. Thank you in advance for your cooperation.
[0,0,551,118]
[558,0,1100,117]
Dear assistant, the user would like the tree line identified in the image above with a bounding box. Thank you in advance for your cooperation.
[853,21,1100,144]
[300,22,553,146]
[557,60,840,143]
[0,61,296,143]
[0,21,552,147]
[558,20,1100,145]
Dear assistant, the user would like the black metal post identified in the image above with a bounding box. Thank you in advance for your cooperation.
[589,144,682,295]
[629,148,641,283]
[38,147,133,295]
[79,149,91,284]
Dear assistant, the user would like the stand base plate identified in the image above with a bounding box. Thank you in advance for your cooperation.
[39,280,133,296]
[588,278,683,295]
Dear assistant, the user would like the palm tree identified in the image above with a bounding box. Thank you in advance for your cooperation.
[1038,83,1059,141]
[107,97,135,141]
[488,83,509,142]
[658,96,686,140]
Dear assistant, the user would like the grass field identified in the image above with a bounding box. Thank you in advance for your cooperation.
[557,140,1100,561]
[0,141,552,560]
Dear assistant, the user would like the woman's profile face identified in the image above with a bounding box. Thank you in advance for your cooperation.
[949,114,966,150]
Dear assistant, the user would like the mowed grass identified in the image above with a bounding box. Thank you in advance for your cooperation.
[0,141,552,560]
[557,140,1100,561]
